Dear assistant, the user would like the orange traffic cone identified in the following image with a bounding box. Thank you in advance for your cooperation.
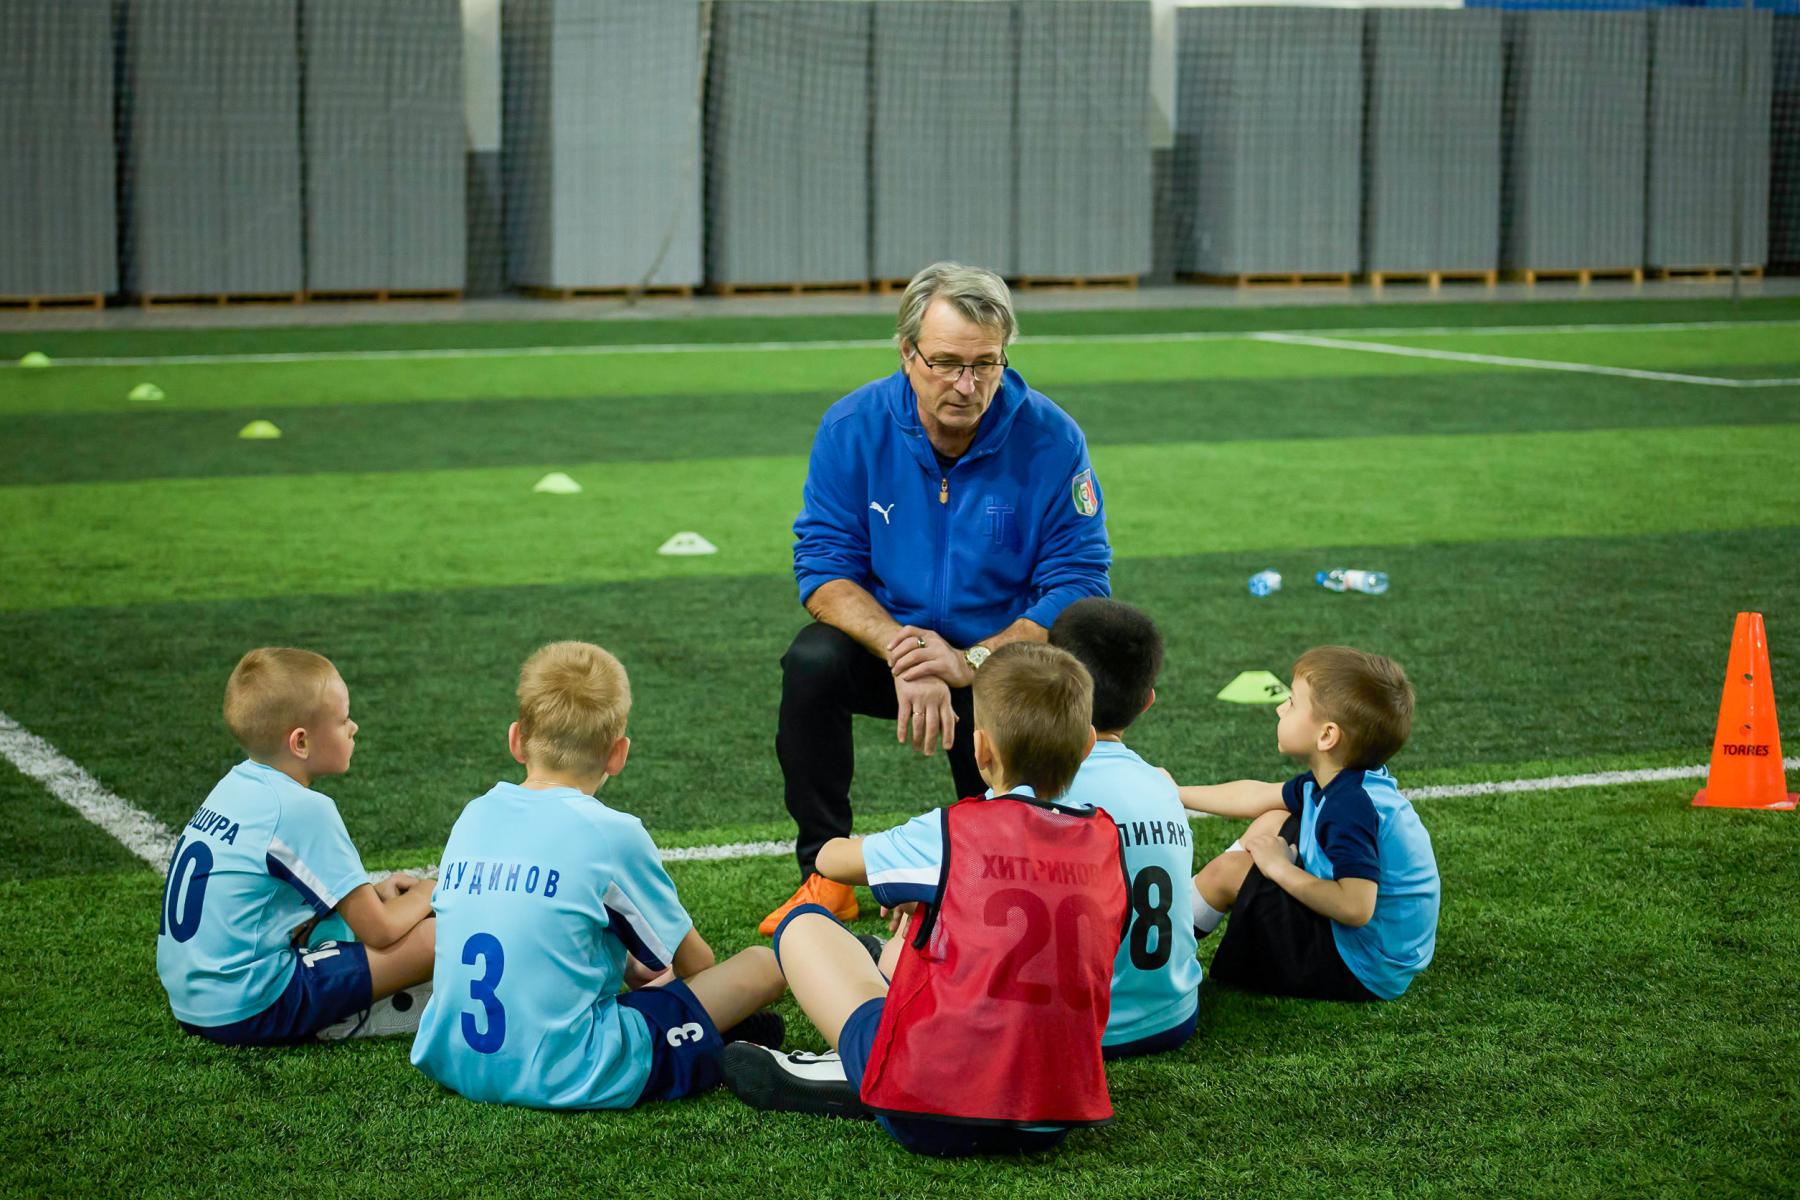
[1693,612,1797,810]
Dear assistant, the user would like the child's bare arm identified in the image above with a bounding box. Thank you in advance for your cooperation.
[670,927,716,978]
[815,836,868,886]
[622,954,667,989]
[335,883,434,949]
[1244,833,1378,927]
[1175,779,1286,819]
[373,871,423,902]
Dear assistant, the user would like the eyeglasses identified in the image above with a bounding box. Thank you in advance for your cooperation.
[907,348,1008,384]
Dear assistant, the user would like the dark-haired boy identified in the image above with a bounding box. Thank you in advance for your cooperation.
[724,642,1127,1157]
[1175,646,1438,1001]
[1049,598,1200,1058]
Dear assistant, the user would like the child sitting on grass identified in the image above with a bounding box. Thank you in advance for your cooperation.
[725,643,1128,1157]
[1049,598,1202,1058]
[410,641,786,1109]
[157,648,436,1045]
[1176,646,1438,1001]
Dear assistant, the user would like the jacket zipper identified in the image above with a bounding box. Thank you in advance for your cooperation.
[932,471,952,632]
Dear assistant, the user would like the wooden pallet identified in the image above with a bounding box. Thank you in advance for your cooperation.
[519,284,694,301]
[1011,275,1139,292]
[1503,267,1645,286]
[303,287,464,303]
[0,294,105,311]
[707,280,872,297]
[873,278,914,296]
[138,291,305,309]
[1650,266,1765,283]
[1180,272,1353,288]
[1366,269,1498,289]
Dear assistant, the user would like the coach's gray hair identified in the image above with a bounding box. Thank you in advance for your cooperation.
[894,262,1018,351]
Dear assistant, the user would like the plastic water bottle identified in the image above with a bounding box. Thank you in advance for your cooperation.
[1315,568,1389,595]
[1247,569,1282,597]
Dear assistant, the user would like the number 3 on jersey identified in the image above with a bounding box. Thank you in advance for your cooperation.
[461,932,507,1054]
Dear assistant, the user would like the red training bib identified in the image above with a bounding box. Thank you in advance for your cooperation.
[859,794,1128,1127]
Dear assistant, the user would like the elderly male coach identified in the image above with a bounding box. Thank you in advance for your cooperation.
[759,261,1113,935]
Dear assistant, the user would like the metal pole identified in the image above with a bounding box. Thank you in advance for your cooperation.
[1730,0,1752,305]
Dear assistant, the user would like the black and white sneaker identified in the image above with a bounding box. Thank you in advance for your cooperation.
[855,933,886,966]
[720,1009,786,1050]
[722,1043,872,1120]
[317,982,432,1041]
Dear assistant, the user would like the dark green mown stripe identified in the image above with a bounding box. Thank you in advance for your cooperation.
[0,756,146,881]
[3,296,1798,359]
[1,526,1791,872]
[7,367,1800,487]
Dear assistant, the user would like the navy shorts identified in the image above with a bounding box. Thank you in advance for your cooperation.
[1102,1009,1198,1062]
[179,940,372,1046]
[839,998,1069,1158]
[619,977,726,1104]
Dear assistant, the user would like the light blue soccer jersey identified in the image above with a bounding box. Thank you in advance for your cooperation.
[861,788,994,909]
[1289,766,1440,1000]
[155,760,370,1026]
[1059,741,1202,1046]
[410,782,694,1110]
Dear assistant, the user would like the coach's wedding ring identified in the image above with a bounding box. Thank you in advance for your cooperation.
[916,635,927,648]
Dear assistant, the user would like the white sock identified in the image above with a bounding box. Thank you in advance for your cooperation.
[1192,881,1225,936]
[1226,840,1244,855]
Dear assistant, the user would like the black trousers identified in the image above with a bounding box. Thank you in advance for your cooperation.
[1208,814,1378,1002]
[777,622,985,879]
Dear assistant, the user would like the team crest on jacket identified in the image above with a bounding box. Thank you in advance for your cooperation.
[1071,469,1099,518]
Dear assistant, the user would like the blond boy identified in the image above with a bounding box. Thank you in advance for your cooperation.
[156,648,436,1044]
[410,641,786,1109]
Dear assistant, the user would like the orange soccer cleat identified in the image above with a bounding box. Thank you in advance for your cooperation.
[758,874,860,936]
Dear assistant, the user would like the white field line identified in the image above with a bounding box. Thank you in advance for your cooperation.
[5,318,1800,369]
[0,711,177,868]
[1251,331,1800,389]
[5,708,1793,877]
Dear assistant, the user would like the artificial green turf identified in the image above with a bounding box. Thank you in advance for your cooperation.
[0,339,1506,417]
[1366,326,1800,370]
[8,323,1800,420]
[2,527,1792,868]
[5,306,1798,1196]
[4,782,1796,1198]
[0,755,144,879]
[4,423,1796,612]
[3,294,1798,360]
[10,367,1800,488]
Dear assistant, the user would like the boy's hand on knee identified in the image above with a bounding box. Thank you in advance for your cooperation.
[374,871,422,902]
[880,902,920,935]
[623,954,673,990]
[1244,833,1292,878]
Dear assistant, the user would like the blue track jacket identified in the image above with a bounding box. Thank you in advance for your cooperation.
[793,368,1111,647]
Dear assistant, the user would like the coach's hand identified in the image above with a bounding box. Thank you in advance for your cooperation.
[886,626,973,688]
[894,674,956,756]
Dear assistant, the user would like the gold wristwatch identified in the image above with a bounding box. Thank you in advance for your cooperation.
[964,645,992,671]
